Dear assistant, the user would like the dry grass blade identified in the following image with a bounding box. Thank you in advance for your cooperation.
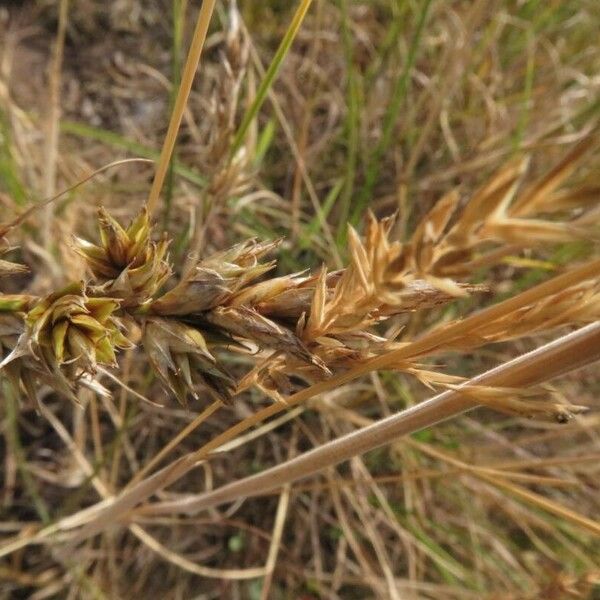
[260,484,291,599]
[511,133,599,217]
[141,321,600,517]
[6,253,594,549]
[130,400,221,484]
[368,258,600,371]
[146,0,217,215]
[475,473,600,536]
[129,525,267,580]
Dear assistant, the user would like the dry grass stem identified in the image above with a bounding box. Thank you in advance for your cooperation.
[138,321,600,517]
[146,0,217,215]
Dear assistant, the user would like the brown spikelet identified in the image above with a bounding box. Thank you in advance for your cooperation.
[0,258,29,277]
[510,135,599,217]
[205,305,331,375]
[151,238,281,316]
[142,318,235,405]
[405,135,599,280]
[0,242,29,277]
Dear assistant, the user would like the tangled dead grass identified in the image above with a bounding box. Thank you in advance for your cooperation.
[1,1,600,598]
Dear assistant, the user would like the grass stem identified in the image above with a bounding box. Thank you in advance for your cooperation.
[146,0,217,216]
[144,321,600,516]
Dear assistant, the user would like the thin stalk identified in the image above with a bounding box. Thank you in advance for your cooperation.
[144,321,600,516]
[229,0,314,157]
[146,0,217,216]
[131,401,221,484]
[0,158,153,238]
[259,484,291,599]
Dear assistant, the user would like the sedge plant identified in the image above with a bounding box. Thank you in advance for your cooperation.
[1,1,600,598]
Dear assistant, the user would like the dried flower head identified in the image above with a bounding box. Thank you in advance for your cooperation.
[74,207,170,306]
[0,137,596,410]
[1,282,132,402]
[26,282,130,370]
[151,238,280,315]
[142,317,235,405]
[406,136,599,281]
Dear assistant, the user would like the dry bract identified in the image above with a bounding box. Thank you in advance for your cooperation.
[151,238,280,315]
[0,242,29,277]
[142,317,235,405]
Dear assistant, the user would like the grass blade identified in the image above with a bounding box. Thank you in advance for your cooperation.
[146,0,217,216]
[145,321,600,516]
[229,0,315,156]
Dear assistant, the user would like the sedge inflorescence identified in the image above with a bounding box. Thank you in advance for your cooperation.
[0,138,598,418]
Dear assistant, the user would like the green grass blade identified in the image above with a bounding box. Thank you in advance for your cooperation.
[230,0,315,156]
[253,118,276,167]
[512,29,535,152]
[300,177,343,250]
[349,0,433,227]
[0,111,28,206]
[61,120,206,187]
[164,0,187,228]
[335,0,361,244]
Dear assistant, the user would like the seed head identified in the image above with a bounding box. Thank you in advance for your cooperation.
[142,317,235,406]
[26,282,132,372]
[0,282,133,402]
[151,238,280,315]
[74,207,171,306]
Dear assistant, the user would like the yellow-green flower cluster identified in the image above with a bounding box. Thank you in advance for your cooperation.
[74,207,170,306]
[25,282,131,374]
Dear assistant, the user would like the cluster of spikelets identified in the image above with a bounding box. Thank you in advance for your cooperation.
[0,138,598,414]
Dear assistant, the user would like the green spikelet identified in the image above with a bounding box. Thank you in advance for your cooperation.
[74,207,171,306]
